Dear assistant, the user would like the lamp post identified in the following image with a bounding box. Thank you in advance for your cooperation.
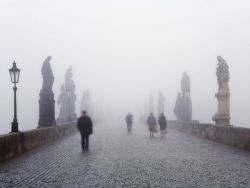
[9,61,21,132]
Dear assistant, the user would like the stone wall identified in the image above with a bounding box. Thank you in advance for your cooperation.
[0,123,77,163]
[169,121,250,151]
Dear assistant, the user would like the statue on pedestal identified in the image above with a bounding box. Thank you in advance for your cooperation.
[57,67,77,123]
[174,92,182,121]
[149,95,154,115]
[38,56,56,127]
[181,72,190,94]
[158,91,165,116]
[80,89,93,116]
[212,56,230,126]
[174,72,192,121]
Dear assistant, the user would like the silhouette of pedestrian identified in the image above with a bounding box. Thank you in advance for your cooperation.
[125,113,133,133]
[158,113,168,138]
[146,113,157,138]
[77,111,93,151]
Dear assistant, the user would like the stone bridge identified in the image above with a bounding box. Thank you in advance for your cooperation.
[0,121,250,188]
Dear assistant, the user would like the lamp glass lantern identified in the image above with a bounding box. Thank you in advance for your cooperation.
[9,61,20,84]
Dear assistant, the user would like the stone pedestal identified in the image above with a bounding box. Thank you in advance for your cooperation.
[38,91,56,127]
[213,86,230,126]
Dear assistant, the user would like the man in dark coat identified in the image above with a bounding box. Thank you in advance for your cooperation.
[125,113,133,133]
[158,113,168,138]
[77,111,93,151]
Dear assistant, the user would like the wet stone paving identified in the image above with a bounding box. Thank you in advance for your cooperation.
[1,121,250,188]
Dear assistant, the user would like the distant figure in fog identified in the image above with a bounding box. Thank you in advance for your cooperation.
[158,113,168,138]
[77,111,93,151]
[146,113,157,137]
[125,113,133,133]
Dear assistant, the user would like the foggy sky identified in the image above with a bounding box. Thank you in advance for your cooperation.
[1,0,250,134]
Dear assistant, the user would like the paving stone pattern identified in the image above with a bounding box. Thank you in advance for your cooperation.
[0,121,250,188]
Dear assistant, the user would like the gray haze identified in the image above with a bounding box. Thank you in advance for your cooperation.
[0,0,250,134]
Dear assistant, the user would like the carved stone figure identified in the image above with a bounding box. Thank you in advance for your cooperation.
[174,73,192,121]
[57,67,77,123]
[181,72,190,94]
[216,56,229,89]
[80,89,92,116]
[174,93,182,120]
[158,91,165,116]
[213,56,230,125]
[38,56,56,127]
[41,56,54,92]
[149,95,154,114]
[57,85,68,122]
[65,67,74,88]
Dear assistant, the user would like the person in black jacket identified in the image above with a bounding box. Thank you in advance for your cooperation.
[158,113,168,138]
[77,111,93,151]
[125,113,133,133]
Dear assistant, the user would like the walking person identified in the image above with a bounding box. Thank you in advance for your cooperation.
[158,113,168,138]
[125,113,133,133]
[77,111,93,151]
[146,113,157,138]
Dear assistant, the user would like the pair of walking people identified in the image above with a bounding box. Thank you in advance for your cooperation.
[146,113,168,138]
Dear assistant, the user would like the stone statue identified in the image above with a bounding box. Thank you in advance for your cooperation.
[65,67,73,85]
[174,72,192,121]
[57,67,77,123]
[174,93,182,120]
[41,56,54,92]
[149,95,154,114]
[216,56,229,89]
[57,85,68,122]
[81,89,90,111]
[158,91,165,116]
[38,56,56,127]
[213,56,230,126]
[181,72,190,94]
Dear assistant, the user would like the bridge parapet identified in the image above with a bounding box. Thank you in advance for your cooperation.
[0,123,76,163]
[169,121,250,151]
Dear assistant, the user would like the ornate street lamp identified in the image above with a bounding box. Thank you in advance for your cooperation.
[9,61,20,132]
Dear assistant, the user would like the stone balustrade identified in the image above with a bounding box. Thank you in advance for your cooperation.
[0,123,77,163]
[169,121,250,151]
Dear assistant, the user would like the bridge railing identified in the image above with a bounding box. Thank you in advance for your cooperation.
[0,122,77,163]
[169,121,250,151]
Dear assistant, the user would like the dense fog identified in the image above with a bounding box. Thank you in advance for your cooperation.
[0,0,250,134]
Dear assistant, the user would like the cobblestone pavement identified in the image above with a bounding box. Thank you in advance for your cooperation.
[1,121,250,188]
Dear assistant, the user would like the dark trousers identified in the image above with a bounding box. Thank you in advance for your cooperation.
[127,124,132,133]
[80,133,89,150]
